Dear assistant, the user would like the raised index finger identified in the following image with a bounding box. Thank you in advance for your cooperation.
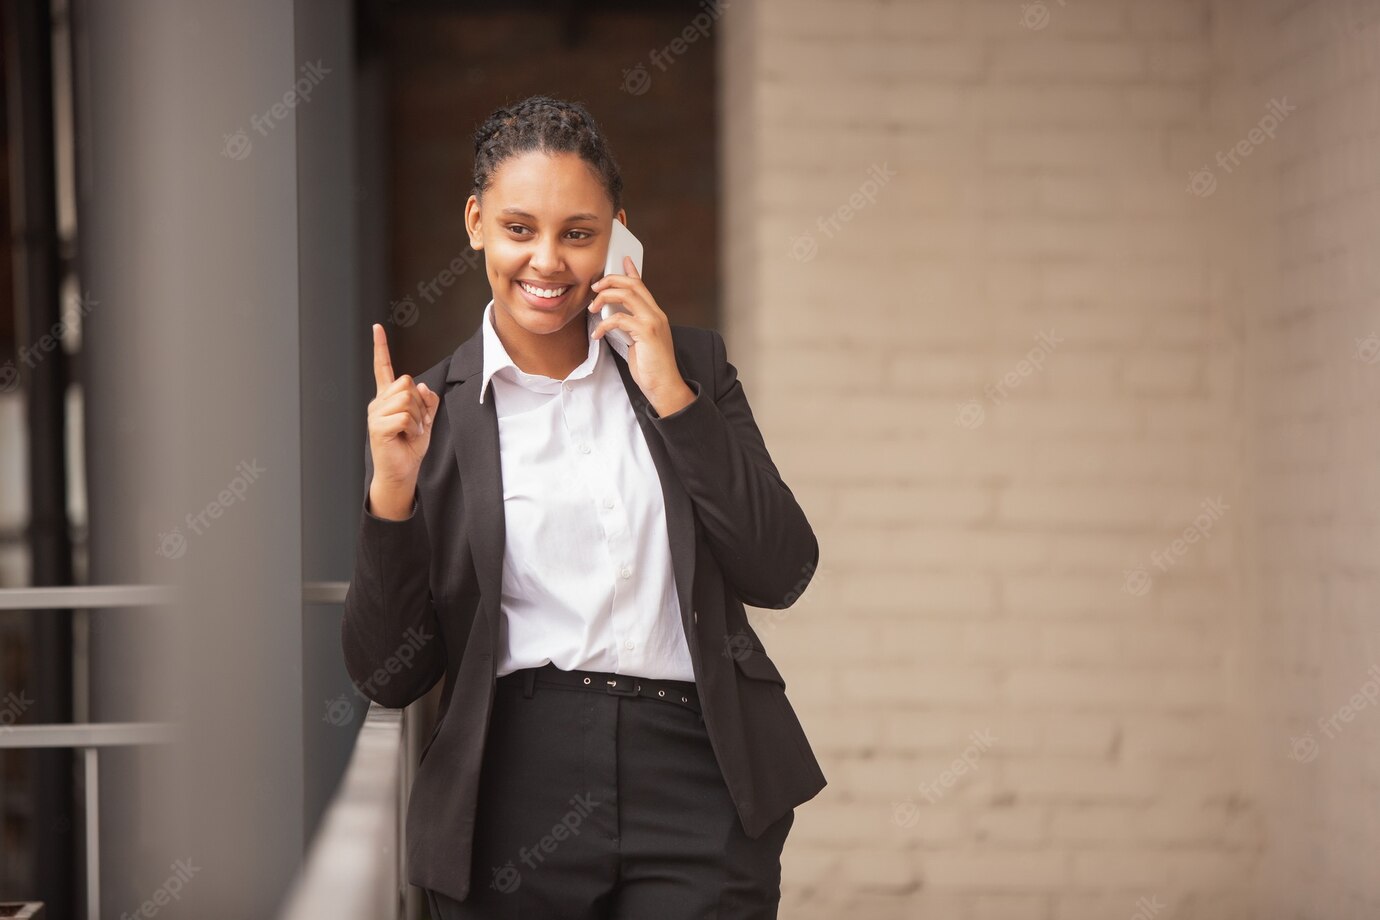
[372,323,395,393]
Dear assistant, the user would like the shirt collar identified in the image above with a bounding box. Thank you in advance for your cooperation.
[478,300,603,404]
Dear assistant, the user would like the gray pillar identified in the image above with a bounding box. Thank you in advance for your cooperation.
[72,0,353,913]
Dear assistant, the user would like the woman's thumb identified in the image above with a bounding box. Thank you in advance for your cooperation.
[420,383,439,409]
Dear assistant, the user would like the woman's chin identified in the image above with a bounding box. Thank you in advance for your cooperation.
[508,304,585,336]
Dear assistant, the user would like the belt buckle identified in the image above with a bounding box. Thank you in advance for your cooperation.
[603,676,638,697]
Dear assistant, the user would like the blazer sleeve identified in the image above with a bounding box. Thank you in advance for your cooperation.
[340,436,446,708]
[644,328,819,609]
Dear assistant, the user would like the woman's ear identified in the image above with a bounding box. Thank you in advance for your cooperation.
[464,194,485,250]
[615,208,627,227]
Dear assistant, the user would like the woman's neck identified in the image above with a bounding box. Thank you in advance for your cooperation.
[493,308,591,380]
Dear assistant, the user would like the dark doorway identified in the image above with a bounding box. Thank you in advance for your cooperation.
[359,0,721,375]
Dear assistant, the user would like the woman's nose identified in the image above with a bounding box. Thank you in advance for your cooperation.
[529,238,564,275]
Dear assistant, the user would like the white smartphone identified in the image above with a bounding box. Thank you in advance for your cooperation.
[599,220,644,358]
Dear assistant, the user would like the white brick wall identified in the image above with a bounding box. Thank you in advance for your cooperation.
[1207,2,1380,919]
[718,0,1379,916]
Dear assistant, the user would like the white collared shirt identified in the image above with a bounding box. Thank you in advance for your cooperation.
[479,300,694,681]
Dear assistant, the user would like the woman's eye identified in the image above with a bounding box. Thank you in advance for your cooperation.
[506,225,530,236]
[567,230,592,241]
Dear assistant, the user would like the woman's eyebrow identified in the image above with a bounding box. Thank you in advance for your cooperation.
[498,207,600,223]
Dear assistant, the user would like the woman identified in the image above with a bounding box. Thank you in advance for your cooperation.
[343,95,825,920]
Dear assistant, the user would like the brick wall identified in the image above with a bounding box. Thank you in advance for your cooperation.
[714,1,1379,916]
[1209,2,1380,919]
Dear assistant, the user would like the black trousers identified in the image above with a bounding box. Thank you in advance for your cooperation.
[424,665,794,920]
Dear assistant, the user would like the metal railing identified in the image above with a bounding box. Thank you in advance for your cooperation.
[0,581,418,920]
[279,581,429,920]
[0,585,180,920]
[277,701,414,919]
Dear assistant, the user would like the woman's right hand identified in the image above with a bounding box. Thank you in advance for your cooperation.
[367,323,440,519]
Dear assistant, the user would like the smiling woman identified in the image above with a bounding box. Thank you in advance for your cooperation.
[343,94,825,919]
[462,96,694,417]
[464,124,625,378]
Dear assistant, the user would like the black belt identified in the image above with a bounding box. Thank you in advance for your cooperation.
[502,662,702,719]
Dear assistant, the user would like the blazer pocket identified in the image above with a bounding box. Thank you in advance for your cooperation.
[732,646,787,689]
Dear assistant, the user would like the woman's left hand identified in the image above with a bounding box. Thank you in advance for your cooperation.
[588,256,696,417]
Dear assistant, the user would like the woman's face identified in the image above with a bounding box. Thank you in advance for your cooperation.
[465,150,626,342]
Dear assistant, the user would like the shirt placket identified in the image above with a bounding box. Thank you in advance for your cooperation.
[560,373,638,670]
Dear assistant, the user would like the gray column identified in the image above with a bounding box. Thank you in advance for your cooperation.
[74,0,336,914]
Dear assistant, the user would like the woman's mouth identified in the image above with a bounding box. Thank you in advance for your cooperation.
[517,280,573,310]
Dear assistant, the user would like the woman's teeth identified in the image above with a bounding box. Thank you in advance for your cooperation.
[519,281,570,298]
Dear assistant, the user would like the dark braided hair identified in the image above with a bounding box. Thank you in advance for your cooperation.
[472,95,624,211]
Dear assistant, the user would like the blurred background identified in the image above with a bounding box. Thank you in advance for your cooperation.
[0,0,1377,917]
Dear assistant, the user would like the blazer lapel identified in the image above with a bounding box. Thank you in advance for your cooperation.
[443,325,506,656]
[441,322,700,668]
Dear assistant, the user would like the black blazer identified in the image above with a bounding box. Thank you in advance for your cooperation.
[341,320,826,902]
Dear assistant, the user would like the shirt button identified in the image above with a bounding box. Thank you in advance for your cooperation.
[563,382,573,391]
[624,639,635,650]
[579,443,591,454]
[603,498,615,509]
[620,565,632,579]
